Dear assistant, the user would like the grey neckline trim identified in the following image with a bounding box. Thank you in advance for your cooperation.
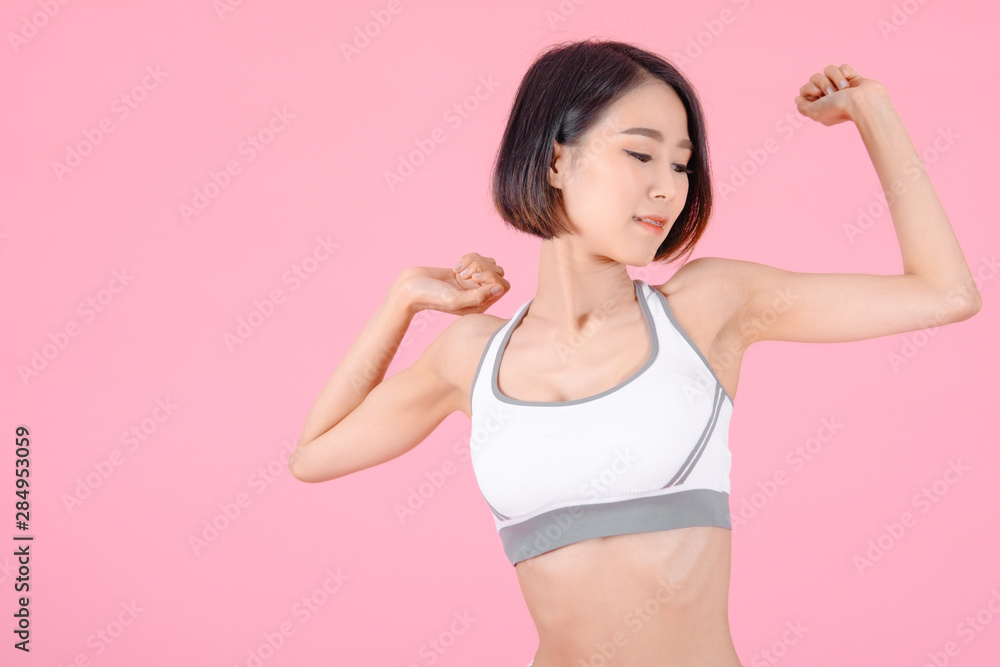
[649,288,734,406]
[490,279,659,407]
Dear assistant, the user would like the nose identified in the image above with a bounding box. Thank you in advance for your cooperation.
[650,166,680,202]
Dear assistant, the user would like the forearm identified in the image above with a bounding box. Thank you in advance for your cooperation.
[851,87,981,310]
[297,281,415,447]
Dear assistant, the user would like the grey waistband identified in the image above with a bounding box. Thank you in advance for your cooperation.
[502,489,731,566]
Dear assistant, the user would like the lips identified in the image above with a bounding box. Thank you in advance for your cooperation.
[634,215,667,228]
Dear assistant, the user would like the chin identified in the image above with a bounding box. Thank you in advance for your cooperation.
[621,254,656,269]
[623,245,659,267]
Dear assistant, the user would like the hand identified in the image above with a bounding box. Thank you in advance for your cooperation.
[794,63,886,126]
[394,252,509,316]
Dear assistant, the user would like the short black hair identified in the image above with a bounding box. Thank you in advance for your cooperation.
[491,38,713,264]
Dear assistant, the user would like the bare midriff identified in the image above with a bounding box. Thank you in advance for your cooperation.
[515,526,741,667]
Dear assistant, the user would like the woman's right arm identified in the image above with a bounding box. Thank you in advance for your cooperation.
[289,255,507,483]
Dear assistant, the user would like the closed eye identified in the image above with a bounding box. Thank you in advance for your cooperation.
[624,150,693,174]
[625,149,653,163]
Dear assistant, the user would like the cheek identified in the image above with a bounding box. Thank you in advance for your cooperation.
[569,174,620,220]
[564,163,611,208]
[561,155,634,225]
[680,179,692,204]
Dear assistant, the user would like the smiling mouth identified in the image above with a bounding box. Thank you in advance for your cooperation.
[634,216,665,229]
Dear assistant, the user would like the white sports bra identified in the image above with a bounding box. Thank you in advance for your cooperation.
[468,278,734,566]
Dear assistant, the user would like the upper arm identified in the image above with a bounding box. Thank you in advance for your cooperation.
[720,258,981,346]
[290,320,467,483]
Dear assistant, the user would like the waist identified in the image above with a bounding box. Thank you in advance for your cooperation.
[516,527,737,663]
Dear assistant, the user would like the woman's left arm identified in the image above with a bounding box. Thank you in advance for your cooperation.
[720,64,982,345]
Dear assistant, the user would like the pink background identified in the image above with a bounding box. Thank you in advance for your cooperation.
[2,0,998,665]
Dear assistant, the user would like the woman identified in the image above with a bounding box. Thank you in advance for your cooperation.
[289,39,981,667]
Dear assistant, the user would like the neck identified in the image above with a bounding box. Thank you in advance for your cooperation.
[527,238,640,335]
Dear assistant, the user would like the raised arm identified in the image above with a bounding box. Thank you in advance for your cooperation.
[723,64,981,346]
[290,255,508,483]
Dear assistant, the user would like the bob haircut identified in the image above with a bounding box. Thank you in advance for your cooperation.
[491,38,713,264]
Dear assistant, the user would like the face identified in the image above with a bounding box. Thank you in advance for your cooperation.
[547,80,693,267]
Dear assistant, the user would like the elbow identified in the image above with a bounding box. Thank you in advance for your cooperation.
[288,443,340,483]
[931,281,983,323]
[964,298,983,320]
[948,292,983,322]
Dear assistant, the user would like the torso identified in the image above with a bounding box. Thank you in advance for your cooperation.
[453,268,748,666]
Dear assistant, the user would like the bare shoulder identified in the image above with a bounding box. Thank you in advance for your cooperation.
[422,310,509,419]
[653,256,750,316]
[648,256,757,401]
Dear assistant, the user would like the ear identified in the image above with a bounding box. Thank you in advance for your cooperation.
[547,139,571,190]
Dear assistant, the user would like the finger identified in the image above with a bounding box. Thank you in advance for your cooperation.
[461,260,505,280]
[481,280,505,298]
[799,81,823,101]
[823,64,849,91]
[466,252,496,265]
[839,63,860,81]
[809,72,837,97]
[452,280,506,313]
[457,260,483,279]
[469,269,508,289]
[453,253,486,271]
[794,95,815,118]
[473,256,500,274]
[478,280,508,309]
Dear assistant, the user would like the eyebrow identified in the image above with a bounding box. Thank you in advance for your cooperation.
[619,127,693,150]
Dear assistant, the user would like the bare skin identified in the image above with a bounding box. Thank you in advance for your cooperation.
[289,62,981,666]
[451,264,745,667]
